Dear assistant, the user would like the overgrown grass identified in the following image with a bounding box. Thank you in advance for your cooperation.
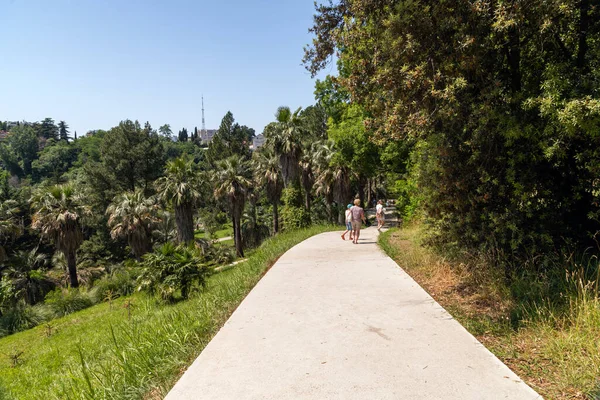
[0,224,339,400]
[379,225,600,400]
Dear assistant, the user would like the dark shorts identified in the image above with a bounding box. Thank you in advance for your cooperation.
[346,222,352,230]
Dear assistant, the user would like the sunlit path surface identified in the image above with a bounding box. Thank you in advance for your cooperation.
[166,226,541,400]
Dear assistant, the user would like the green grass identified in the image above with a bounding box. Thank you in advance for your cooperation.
[0,224,339,400]
[195,223,233,240]
[379,225,600,400]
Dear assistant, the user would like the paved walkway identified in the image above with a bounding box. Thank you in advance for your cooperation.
[166,226,541,399]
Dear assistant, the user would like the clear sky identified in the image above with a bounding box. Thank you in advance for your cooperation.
[0,0,334,136]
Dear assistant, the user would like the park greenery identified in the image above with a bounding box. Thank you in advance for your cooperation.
[0,0,599,398]
[303,1,600,398]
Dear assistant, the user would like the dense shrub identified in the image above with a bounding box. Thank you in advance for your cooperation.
[136,243,214,301]
[91,268,136,303]
[280,187,310,230]
[0,302,50,337]
[44,288,94,317]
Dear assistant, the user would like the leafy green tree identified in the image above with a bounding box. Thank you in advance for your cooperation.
[156,155,204,244]
[159,124,173,138]
[253,150,284,234]
[207,112,253,163]
[214,155,251,257]
[327,104,381,205]
[37,118,58,140]
[32,141,79,184]
[301,104,328,140]
[85,120,164,202]
[58,121,69,141]
[0,125,39,176]
[106,190,159,259]
[305,0,600,267]
[31,185,89,288]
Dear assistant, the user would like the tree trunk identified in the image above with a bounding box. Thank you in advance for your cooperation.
[366,178,372,208]
[66,250,79,288]
[326,198,334,224]
[233,215,244,258]
[358,175,366,209]
[576,0,590,71]
[175,203,194,244]
[272,202,279,234]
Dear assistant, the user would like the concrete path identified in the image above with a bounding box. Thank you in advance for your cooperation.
[166,227,541,400]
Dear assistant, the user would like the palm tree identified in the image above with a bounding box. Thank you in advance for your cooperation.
[313,141,349,224]
[265,106,305,187]
[156,155,204,244]
[214,155,251,257]
[106,190,158,259]
[153,210,176,245]
[30,185,89,288]
[3,248,54,305]
[300,151,315,215]
[0,200,22,262]
[253,150,284,234]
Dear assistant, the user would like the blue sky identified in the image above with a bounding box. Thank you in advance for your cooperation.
[0,0,334,136]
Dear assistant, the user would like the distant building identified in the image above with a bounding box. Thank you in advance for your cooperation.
[251,134,266,150]
[200,129,218,144]
[6,121,19,130]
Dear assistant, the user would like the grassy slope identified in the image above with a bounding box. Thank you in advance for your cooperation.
[379,226,600,400]
[0,225,339,400]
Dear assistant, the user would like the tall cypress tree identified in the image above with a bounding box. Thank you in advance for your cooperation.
[178,128,188,142]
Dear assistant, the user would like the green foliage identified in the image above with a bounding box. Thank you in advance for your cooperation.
[136,243,213,301]
[85,120,164,199]
[280,186,310,230]
[0,125,39,176]
[156,155,206,244]
[392,178,421,221]
[0,225,337,400]
[36,118,58,141]
[90,269,136,303]
[44,288,93,317]
[0,302,50,337]
[57,121,69,142]
[32,140,78,184]
[207,112,253,164]
[306,0,600,270]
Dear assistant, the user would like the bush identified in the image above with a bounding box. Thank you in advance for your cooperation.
[44,288,94,317]
[280,187,310,230]
[0,302,51,337]
[136,243,214,301]
[91,268,136,303]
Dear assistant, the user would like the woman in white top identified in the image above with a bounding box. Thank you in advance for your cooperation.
[341,204,353,241]
[376,200,385,231]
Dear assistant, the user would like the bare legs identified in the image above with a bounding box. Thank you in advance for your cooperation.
[377,216,384,231]
[353,227,360,244]
[341,228,353,241]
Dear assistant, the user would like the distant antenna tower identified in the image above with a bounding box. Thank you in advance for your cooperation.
[201,95,207,142]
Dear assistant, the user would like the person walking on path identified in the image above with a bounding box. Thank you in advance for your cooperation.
[350,199,366,244]
[341,204,354,241]
[376,200,385,231]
